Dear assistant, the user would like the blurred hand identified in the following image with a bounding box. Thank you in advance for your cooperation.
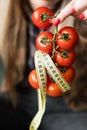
[52,0,87,26]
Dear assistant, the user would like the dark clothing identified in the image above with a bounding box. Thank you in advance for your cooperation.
[0,93,31,130]
[0,81,87,130]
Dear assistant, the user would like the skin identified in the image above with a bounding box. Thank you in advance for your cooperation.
[29,0,60,10]
[52,0,87,25]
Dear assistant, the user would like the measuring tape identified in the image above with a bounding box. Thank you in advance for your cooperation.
[29,50,71,130]
[29,51,46,130]
[39,50,71,93]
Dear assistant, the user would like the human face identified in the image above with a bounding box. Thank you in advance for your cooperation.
[29,0,61,10]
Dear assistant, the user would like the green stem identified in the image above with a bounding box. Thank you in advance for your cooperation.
[54,10,61,18]
[51,26,59,59]
[50,10,61,19]
[40,10,60,21]
[41,26,58,44]
[41,39,56,43]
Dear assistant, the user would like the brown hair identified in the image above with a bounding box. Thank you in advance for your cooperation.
[0,0,30,103]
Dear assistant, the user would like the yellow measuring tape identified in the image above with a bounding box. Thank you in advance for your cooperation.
[29,51,46,130]
[29,50,71,130]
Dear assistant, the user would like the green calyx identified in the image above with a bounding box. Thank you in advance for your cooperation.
[61,50,69,58]
[40,10,61,21]
[40,13,50,21]
[60,67,67,73]
[61,33,70,40]
[40,36,49,44]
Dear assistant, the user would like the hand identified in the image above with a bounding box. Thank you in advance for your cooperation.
[52,0,87,26]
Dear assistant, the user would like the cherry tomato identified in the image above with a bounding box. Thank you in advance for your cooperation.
[56,26,79,50]
[32,7,54,30]
[58,66,76,83]
[54,49,76,67]
[36,31,53,54]
[28,69,39,89]
[46,81,62,97]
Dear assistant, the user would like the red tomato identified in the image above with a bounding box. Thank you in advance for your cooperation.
[36,31,53,53]
[58,66,76,83]
[56,26,79,50]
[32,7,54,30]
[46,81,62,97]
[54,49,76,67]
[28,70,39,89]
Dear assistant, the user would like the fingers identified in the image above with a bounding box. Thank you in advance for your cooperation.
[74,0,87,12]
[52,0,87,26]
[79,9,87,20]
[52,0,75,26]
[68,0,87,19]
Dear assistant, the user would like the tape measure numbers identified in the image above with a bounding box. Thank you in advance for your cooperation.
[38,50,71,93]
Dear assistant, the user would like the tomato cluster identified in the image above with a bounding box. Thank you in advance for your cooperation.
[28,7,79,97]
